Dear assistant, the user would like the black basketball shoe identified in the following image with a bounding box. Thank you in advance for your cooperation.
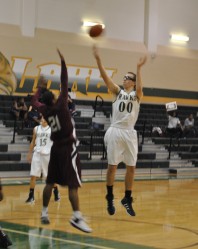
[121,197,136,216]
[106,195,115,215]
[0,229,12,248]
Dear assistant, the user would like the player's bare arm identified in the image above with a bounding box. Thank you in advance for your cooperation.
[136,55,147,100]
[93,45,119,95]
[27,127,36,163]
[57,48,64,61]
[57,48,68,99]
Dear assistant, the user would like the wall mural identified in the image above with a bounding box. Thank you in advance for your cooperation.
[0,52,17,95]
[0,52,117,100]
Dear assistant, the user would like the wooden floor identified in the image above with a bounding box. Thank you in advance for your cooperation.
[0,176,198,249]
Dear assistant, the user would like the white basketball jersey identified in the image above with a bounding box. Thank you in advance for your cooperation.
[110,89,140,129]
[34,125,53,155]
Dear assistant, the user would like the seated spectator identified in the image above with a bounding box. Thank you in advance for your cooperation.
[152,126,163,137]
[10,97,28,121]
[183,114,196,137]
[27,105,42,128]
[166,111,183,138]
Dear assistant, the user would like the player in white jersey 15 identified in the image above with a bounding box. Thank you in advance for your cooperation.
[25,116,60,203]
[93,45,147,216]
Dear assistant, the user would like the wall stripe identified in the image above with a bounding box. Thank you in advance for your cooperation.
[143,87,198,100]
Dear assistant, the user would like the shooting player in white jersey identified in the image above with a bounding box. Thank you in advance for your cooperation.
[93,45,147,216]
[25,116,60,203]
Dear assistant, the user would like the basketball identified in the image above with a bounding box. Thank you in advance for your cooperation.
[89,24,104,38]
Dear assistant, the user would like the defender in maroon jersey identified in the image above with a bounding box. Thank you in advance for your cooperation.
[32,49,92,233]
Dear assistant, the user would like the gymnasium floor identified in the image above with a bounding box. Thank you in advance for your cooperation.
[0,172,198,249]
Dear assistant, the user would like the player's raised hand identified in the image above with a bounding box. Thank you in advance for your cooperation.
[137,55,147,68]
[57,48,64,61]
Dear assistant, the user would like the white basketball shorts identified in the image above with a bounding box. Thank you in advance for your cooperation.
[30,151,50,178]
[104,126,138,166]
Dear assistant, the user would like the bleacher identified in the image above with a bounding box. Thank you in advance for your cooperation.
[0,94,197,177]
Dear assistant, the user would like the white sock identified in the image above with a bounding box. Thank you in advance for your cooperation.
[73,211,82,219]
[41,207,48,217]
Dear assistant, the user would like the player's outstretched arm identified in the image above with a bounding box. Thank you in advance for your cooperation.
[57,48,68,98]
[27,127,36,163]
[136,55,147,100]
[93,45,119,94]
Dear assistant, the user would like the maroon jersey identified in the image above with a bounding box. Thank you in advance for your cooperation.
[32,59,75,143]
[32,57,81,187]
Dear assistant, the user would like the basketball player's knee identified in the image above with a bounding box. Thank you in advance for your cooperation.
[108,165,117,173]
[126,166,135,174]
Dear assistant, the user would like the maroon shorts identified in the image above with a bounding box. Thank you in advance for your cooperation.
[46,140,81,188]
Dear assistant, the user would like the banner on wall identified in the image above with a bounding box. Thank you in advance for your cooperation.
[0,52,117,101]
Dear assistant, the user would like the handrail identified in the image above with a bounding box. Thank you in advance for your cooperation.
[141,120,146,144]
[11,117,17,144]
[93,95,104,117]
[168,136,173,160]
[89,130,106,160]
[11,119,24,144]
[89,131,94,160]
[167,134,181,159]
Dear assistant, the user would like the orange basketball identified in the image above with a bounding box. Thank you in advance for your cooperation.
[89,24,104,38]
